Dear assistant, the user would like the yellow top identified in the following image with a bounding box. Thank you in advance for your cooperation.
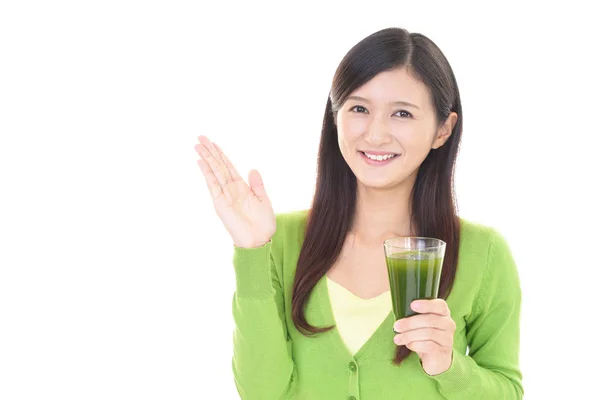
[326,276,392,355]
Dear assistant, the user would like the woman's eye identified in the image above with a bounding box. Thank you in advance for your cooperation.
[349,106,411,118]
[394,110,412,118]
[350,105,368,113]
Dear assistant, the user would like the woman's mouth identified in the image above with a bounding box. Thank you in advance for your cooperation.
[359,151,400,166]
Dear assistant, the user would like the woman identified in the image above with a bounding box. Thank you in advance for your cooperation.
[196,27,523,400]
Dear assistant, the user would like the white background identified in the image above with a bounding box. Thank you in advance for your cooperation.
[1,1,599,399]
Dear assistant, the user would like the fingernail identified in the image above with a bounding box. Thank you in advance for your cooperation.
[411,301,422,311]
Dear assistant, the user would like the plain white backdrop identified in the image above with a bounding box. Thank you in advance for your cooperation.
[1,1,599,399]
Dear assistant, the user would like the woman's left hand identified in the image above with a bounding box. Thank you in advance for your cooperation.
[393,298,456,376]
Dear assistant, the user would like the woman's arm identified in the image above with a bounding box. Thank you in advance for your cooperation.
[231,240,297,400]
[428,229,524,400]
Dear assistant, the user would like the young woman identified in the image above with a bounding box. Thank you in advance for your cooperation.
[196,27,523,400]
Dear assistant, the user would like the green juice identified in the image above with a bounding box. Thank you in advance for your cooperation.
[385,250,443,320]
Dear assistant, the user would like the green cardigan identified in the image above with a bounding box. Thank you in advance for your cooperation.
[231,209,523,399]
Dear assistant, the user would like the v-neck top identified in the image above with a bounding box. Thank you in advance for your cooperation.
[326,276,392,355]
[230,209,523,399]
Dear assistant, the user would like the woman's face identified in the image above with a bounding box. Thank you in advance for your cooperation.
[335,67,456,190]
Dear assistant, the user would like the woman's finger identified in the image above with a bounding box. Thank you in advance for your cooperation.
[394,314,456,334]
[199,136,232,183]
[410,299,451,316]
[394,328,453,348]
[196,142,228,187]
[197,159,226,201]
[213,142,242,181]
[405,340,439,354]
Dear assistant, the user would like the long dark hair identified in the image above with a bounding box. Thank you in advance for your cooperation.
[291,27,463,365]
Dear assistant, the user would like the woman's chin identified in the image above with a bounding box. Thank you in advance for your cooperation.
[357,177,400,190]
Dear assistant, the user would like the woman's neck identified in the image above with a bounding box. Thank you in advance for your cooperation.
[350,183,414,248]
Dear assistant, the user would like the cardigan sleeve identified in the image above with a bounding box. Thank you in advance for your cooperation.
[231,240,297,400]
[427,228,524,399]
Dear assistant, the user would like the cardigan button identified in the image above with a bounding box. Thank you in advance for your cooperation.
[348,361,357,372]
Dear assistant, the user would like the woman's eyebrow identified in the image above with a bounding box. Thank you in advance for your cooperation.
[347,95,420,110]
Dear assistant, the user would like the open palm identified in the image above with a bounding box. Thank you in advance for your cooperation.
[195,135,276,248]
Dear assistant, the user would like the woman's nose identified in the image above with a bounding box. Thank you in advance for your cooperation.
[364,118,392,145]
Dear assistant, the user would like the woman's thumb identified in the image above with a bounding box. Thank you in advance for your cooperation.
[248,169,267,200]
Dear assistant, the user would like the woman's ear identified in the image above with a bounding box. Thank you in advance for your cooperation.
[432,112,458,149]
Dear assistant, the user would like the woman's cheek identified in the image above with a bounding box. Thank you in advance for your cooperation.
[342,120,366,140]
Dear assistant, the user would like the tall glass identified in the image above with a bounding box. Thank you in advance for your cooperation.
[383,237,446,320]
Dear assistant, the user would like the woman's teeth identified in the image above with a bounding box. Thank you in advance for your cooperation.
[362,152,398,161]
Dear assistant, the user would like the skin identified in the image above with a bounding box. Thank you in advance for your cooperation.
[335,67,458,375]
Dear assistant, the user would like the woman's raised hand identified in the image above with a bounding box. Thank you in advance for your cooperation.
[195,135,276,248]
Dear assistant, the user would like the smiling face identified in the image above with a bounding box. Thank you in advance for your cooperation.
[335,67,456,191]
